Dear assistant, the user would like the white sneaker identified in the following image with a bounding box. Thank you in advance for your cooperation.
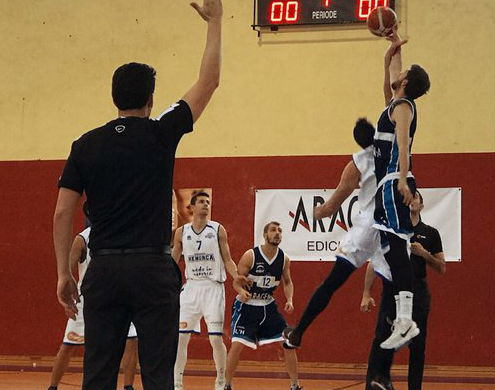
[174,384,183,390]
[380,318,420,351]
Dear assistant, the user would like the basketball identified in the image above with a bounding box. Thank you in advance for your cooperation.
[367,6,397,37]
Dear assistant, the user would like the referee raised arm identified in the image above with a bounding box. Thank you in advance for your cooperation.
[53,1,223,389]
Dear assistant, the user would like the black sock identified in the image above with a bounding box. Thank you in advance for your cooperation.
[295,258,356,336]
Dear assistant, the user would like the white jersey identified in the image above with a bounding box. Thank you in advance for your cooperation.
[352,146,376,219]
[182,221,226,283]
[77,227,91,291]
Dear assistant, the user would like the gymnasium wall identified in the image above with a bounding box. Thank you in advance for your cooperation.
[0,0,494,367]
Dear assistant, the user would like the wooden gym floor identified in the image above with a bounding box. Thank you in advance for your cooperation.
[0,357,493,389]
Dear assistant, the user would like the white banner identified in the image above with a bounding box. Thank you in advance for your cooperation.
[254,188,461,262]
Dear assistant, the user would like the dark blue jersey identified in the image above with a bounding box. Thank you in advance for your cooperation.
[373,98,417,185]
[246,246,285,305]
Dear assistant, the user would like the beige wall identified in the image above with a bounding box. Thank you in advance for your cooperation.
[1,0,493,160]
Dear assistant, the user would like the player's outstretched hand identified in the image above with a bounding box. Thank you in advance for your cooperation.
[57,276,79,320]
[284,301,294,313]
[190,0,223,22]
[398,179,413,206]
[360,295,376,313]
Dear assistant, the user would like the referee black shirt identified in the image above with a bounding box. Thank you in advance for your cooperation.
[58,100,193,251]
[410,221,443,280]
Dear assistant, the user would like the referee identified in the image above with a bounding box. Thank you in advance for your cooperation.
[53,1,223,389]
[361,191,446,390]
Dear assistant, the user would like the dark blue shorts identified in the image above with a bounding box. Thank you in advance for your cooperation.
[374,177,416,240]
[230,299,287,349]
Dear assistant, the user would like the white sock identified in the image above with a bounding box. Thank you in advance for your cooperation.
[394,294,400,320]
[174,333,191,387]
[209,335,227,384]
[398,290,414,321]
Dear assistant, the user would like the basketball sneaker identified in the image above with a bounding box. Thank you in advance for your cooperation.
[380,318,420,350]
[223,385,232,390]
[215,379,226,390]
[282,326,301,349]
[370,375,396,390]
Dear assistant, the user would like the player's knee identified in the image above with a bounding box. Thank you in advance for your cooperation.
[208,334,225,347]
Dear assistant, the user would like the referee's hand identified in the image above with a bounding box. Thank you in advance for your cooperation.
[57,276,79,320]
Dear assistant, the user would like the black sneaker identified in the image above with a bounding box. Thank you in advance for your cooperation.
[123,386,134,390]
[283,326,301,348]
[224,385,232,390]
[290,386,303,390]
[370,375,396,390]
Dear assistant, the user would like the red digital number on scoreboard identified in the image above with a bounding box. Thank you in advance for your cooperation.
[357,0,390,20]
[268,1,300,24]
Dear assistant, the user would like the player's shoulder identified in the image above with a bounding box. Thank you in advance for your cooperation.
[206,220,221,230]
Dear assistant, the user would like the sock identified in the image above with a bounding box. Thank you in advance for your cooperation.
[174,333,191,386]
[295,257,356,335]
[209,335,227,385]
[394,294,400,320]
[398,291,413,320]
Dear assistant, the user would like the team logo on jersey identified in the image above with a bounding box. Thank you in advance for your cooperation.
[255,264,265,274]
[115,125,125,133]
[179,321,188,329]
[186,235,192,240]
[205,232,215,239]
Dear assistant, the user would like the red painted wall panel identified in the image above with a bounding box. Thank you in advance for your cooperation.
[0,153,493,366]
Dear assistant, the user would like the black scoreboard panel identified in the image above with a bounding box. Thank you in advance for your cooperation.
[254,0,396,28]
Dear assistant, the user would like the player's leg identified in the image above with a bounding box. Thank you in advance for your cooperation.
[281,342,302,390]
[407,281,430,390]
[366,280,396,390]
[48,344,76,389]
[227,300,258,389]
[224,342,244,389]
[204,282,227,390]
[122,330,138,390]
[174,333,191,389]
[174,282,201,389]
[379,232,419,350]
[284,256,356,348]
[209,335,227,390]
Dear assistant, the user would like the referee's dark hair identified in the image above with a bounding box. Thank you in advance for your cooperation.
[112,62,156,110]
[190,190,210,206]
[353,118,375,149]
[405,64,430,100]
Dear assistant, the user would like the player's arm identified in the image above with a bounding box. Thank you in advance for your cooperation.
[171,226,184,264]
[281,255,294,313]
[360,262,377,313]
[232,249,253,302]
[218,225,239,279]
[387,27,407,95]
[392,103,413,206]
[182,0,222,123]
[69,235,86,277]
[314,160,360,220]
[53,188,82,319]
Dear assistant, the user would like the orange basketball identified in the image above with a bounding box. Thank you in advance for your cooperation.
[367,6,397,37]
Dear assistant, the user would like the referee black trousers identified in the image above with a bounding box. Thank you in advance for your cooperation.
[81,254,181,390]
[366,278,431,390]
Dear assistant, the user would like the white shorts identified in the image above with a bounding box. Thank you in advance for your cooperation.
[62,296,137,345]
[179,279,225,335]
[339,213,392,281]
